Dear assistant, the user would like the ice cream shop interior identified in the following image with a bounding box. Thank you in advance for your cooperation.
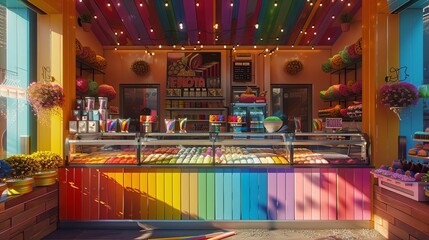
[0,0,429,239]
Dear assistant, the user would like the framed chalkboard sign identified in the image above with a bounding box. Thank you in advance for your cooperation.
[233,61,252,82]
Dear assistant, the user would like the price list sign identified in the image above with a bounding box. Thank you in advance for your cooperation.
[233,61,252,82]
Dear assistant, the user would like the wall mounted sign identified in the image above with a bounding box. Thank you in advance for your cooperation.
[325,118,343,129]
[233,61,252,82]
[166,52,221,97]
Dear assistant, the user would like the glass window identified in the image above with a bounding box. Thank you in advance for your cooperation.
[0,4,35,158]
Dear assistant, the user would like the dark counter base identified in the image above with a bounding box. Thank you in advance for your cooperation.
[0,184,58,240]
[59,219,371,230]
[373,185,429,240]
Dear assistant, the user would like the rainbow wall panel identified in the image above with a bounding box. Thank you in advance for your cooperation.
[59,167,371,221]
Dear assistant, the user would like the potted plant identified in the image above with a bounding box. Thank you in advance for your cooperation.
[339,13,353,32]
[0,160,12,194]
[31,151,62,186]
[5,154,39,194]
[78,13,93,32]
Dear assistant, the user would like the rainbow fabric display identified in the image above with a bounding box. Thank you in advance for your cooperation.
[179,118,187,133]
[312,118,323,132]
[107,119,117,132]
[165,119,176,133]
[119,118,131,132]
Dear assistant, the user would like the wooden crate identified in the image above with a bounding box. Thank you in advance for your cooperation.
[373,173,429,201]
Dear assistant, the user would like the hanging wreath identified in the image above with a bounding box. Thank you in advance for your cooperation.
[131,60,150,76]
[285,60,303,75]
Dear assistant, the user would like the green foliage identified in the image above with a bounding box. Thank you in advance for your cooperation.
[6,154,40,179]
[31,151,62,171]
[79,13,93,24]
[339,13,353,23]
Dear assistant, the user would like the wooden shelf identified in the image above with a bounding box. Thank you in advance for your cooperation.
[165,108,227,111]
[165,96,224,100]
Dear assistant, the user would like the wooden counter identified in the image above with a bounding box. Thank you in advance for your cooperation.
[373,185,429,240]
[0,184,58,240]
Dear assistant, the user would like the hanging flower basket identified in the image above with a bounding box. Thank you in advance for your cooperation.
[131,60,150,76]
[285,60,303,75]
[27,82,65,117]
[380,82,419,120]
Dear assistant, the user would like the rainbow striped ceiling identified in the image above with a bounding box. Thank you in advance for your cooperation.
[76,0,361,47]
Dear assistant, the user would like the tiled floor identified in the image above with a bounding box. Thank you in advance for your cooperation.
[44,228,386,240]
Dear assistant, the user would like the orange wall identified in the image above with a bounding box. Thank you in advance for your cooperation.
[270,49,332,119]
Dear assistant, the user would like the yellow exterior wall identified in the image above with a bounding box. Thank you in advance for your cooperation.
[34,0,75,158]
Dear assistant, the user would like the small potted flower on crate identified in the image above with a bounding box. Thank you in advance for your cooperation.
[5,154,40,195]
[31,151,62,186]
[0,160,12,194]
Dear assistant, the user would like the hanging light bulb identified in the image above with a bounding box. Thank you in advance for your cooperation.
[281,28,284,32]
[196,1,199,7]
[107,2,111,7]
[140,2,143,7]
[179,22,184,29]
[150,28,154,33]
[159,44,162,48]
[274,1,278,7]
[200,45,203,48]
[165,1,169,7]
[255,23,259,29]
[181,45,185,50]
[230,1,233,7]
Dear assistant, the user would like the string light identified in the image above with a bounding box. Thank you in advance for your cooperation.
[254,45,257,48]
[140,2,143,7]
[159,44,162,48]
[150,28,154,33]
[114,47,117,50]
[107,2,111,7]
[260,37,263,40]
[120,31,123,34]
[117,2,120,6]
[255,23,259,29]
[348,2,351,6]
[194,46,197,50]
[196,1,199,7]
[94,15,97,19]
[327,37,331,40]
[179,22,183,29]
[200,45,203,48]
[320,3,322,7]
[265,48,269,52]
[138,37,141,41]
[117,42,120,45]
[314,32,317,35]
[224,45,227,48]
[230,1,233,7]
[311,46,314,50]
[214,23,218,29]
[181,45,185,50]
[276,37,279,41]
[197,40,200,44]
[291,44,294,48]
[311,25,315,28]
[281,28,284,32]
[165,1,168,7]
[79,0,82,2]
[151,52,155,56]
[173,45,176,48]
[274,1,278,7]
[115,32,118,35]
[332,15,335,19]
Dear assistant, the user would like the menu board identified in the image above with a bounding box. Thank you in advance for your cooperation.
[233,61,252,82]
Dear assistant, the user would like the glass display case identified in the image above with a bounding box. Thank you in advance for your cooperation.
[292,132,369,165]
[65,133,139,165]
[65,132,370,166]
[140,132,290,165]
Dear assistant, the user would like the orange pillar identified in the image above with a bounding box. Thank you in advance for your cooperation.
[362,0,400,168]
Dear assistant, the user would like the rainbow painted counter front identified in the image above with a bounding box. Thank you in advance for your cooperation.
[58,167,371,221]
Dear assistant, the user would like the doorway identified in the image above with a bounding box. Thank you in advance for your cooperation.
[271,84,312,132]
